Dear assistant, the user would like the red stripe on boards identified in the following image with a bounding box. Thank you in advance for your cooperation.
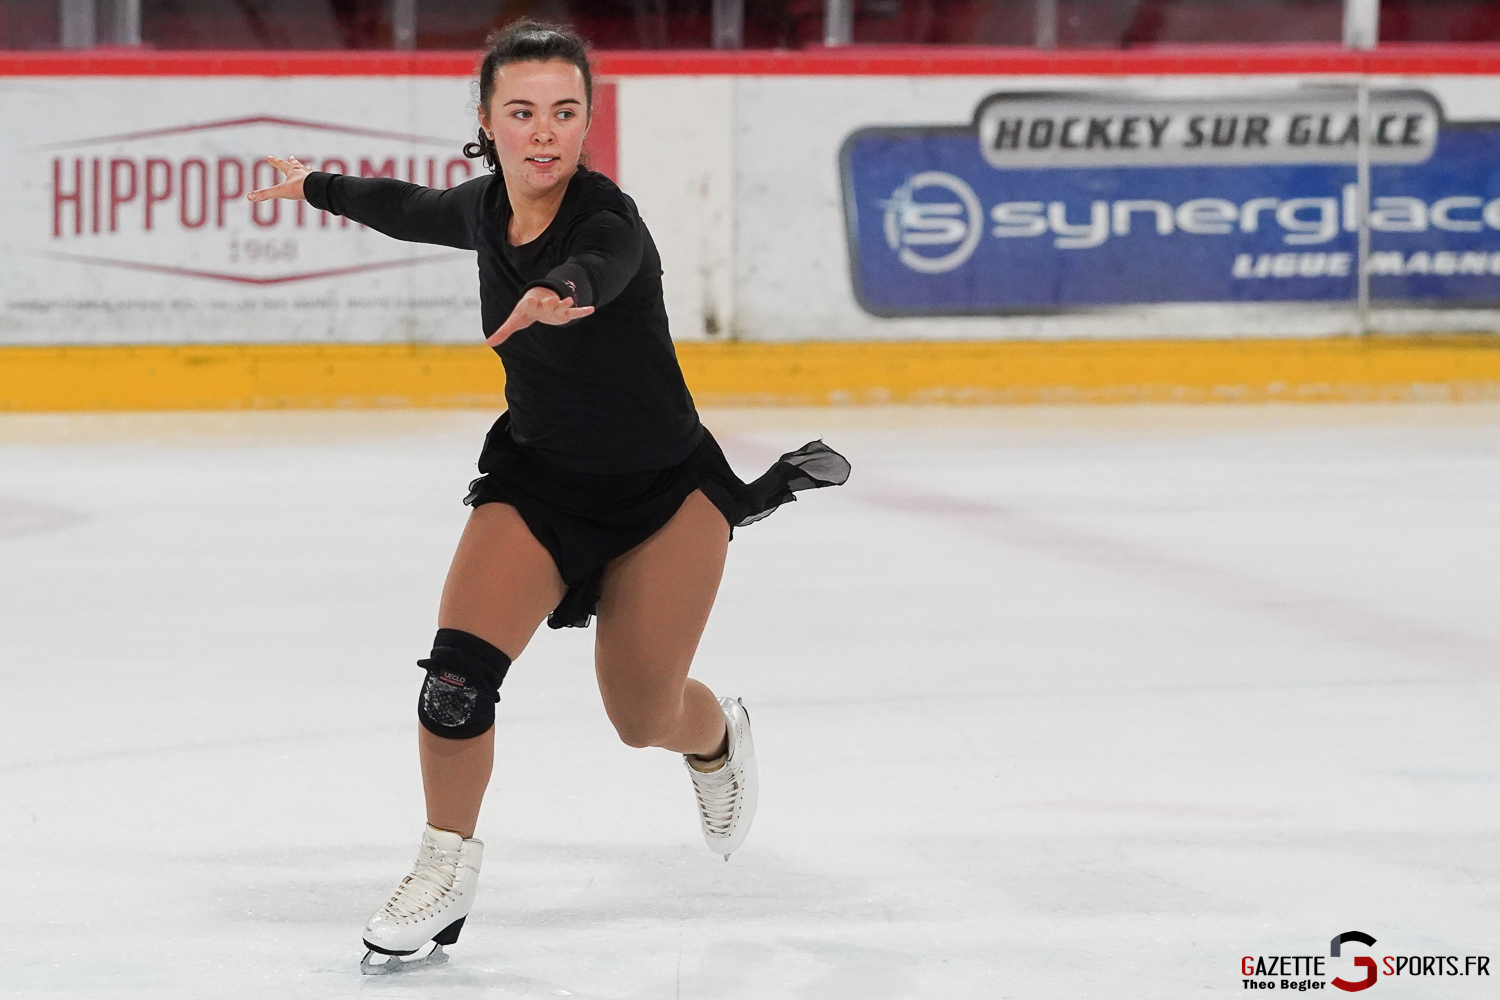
[583,82,618,181]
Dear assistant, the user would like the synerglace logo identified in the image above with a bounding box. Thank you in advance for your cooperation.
[881,171,982,274]
[1242,931,1490,992]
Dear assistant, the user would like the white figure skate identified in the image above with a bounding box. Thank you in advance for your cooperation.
[685,696,759,859]
[360,824,483,975]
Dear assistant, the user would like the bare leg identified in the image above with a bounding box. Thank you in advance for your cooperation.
[423,502,565,838]
[595,490,731,757]
[419,728,494,839]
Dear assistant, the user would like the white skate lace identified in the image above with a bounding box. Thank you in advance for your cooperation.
[383,850,458,920]
[690,761,741,838]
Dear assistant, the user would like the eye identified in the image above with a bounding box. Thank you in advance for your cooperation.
[511,109,531,120]
[558,110,575,121]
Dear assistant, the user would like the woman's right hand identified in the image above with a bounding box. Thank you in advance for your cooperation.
[247,155,311,203]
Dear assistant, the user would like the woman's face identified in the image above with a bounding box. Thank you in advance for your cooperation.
[481,58,589,198]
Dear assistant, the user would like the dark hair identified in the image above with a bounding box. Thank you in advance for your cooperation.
[463,20,593,172]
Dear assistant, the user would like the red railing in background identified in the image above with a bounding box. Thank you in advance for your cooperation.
[5,44,1500,76]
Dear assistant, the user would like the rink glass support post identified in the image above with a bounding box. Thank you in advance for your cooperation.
[1343,0,1379,49]
[1034,0,1058,50]
[712,0,744,49]
[391,0,416,50]
[1355,79,1372,337]
[824,0,852,46]
[1343,0,1378,335]
[58,0,95,49]
[109,0,141,46]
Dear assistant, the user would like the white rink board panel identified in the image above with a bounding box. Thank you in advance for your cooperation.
[615,76,734,342]
[0,76,487,346]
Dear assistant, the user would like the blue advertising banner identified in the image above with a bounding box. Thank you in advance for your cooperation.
[840,89,1500,315]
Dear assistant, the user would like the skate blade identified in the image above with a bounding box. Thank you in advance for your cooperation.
[360,942,448,975]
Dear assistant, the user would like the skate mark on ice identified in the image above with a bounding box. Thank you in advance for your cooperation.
[714,433,1498,676]
[0,496,89,540]
[0,696,705,775]
[863,482,1500,676]
[0,723,408,774]
[745,671,1492,710]
[0,698,678,774]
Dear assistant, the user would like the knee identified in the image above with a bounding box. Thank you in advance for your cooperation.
[608,707,675,749]
[417,629,512,740]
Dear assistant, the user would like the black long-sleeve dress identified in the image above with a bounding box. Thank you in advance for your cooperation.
[305,165,849,628]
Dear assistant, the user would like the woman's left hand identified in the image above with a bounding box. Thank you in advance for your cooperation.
[486,287,594,347]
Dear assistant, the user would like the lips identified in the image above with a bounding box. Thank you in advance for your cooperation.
[527,155,559,164]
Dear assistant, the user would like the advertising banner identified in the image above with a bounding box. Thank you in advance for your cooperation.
[0,76,615,347]
[842,87,1500,316]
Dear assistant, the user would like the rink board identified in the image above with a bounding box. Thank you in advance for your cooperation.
[4,48,1500,407]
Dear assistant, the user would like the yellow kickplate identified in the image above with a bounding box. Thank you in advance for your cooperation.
[0,343,507,412]
[676,336,1500,405]
[2,337,1498,412]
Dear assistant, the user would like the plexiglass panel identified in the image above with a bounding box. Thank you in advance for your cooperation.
[141,0,395,49]
[1,0,61,49]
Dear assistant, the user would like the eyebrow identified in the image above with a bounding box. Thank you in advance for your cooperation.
[503,98,583,107]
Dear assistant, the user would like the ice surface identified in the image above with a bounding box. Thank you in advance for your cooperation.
[2,405,1497,999]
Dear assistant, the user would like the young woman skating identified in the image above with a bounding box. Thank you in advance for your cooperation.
[249,21,849,974]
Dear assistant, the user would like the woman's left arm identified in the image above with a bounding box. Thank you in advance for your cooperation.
[486,211,644,347]
[526,211,644,312]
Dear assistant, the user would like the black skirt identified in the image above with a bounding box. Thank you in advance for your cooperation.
[464,413,851,629]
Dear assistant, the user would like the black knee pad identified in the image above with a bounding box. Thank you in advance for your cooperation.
[417,628,512,740]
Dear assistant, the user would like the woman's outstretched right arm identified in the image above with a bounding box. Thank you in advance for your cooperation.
[248,155,483,251]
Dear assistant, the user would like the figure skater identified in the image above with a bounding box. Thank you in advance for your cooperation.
[248,20,849,974]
